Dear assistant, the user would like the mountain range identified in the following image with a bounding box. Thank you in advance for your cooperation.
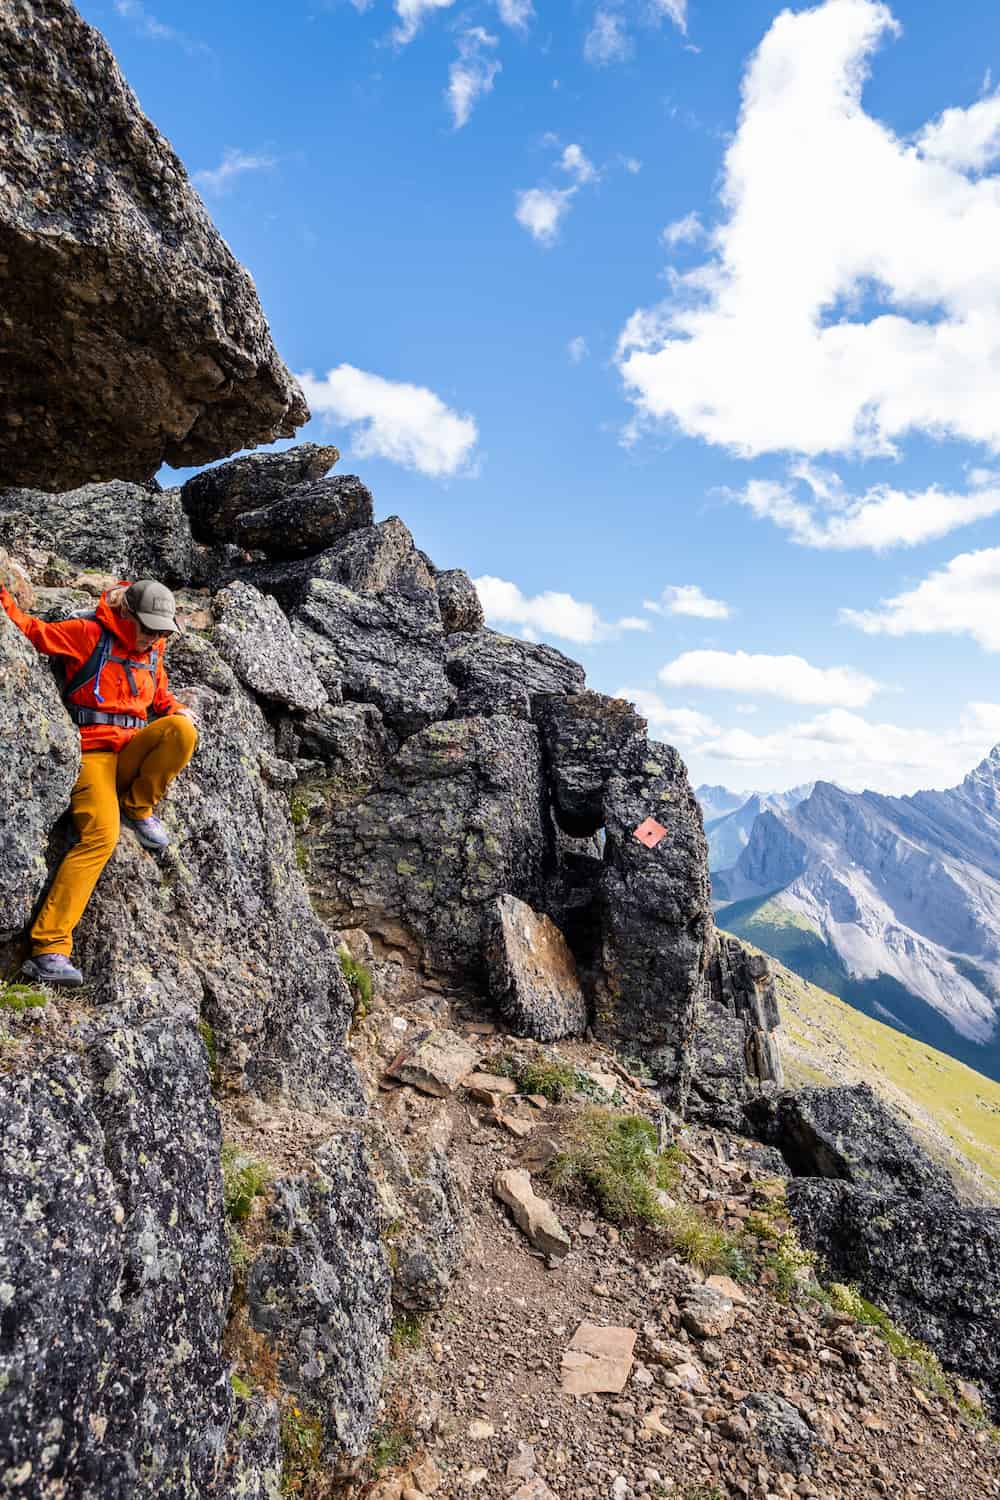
[698,783,815,870]
[701,753,1000,1083]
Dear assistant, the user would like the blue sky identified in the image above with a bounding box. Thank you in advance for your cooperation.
[80,0,1000,796]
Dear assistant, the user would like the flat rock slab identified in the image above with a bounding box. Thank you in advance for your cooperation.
[561,1321,637,1396]
[494,1168,570,1259]
[464,1071,518,1101]
[511,1482,557,1500]
[483,893,588,1042]
[387,1029,479,1097]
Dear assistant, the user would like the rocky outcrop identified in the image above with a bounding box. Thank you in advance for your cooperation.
[0,608,79,935]
[181,446,339,544]
[0,1015,232,1497]
[535,691,646,837]
[483,893,588,1041]
[446,630,585,718]
[434,567,484,635]
[212,581,326,713]
[0,0,307,488]
[686,936,783,1129]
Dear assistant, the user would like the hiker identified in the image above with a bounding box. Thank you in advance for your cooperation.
[0,578,198,988]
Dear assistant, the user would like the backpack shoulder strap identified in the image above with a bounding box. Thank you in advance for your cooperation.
[60,616,111,703]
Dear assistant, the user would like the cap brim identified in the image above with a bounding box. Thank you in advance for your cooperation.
[137,613,180,634]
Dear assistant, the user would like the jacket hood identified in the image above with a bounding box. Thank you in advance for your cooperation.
[96,585,141,651]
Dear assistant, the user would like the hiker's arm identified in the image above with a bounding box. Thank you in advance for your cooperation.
[152,650,186,718]
[0,585,94,658]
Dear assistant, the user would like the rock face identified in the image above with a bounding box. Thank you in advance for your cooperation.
[0,0,307,488]
[181,445,339,544]
[212,581,326,713]
[0,609,79,935]
[0,1015,232,1498]
[446,630,585,718]
[686,936,784,1129]
[483,893,588,1042]
[535,692,647,838]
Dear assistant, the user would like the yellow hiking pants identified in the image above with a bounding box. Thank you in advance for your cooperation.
[32,714,198,956]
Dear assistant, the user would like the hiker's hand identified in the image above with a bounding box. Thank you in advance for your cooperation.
[174,706,198,727]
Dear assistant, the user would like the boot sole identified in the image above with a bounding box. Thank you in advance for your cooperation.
[21,960,84,989]
[124,822,170,853]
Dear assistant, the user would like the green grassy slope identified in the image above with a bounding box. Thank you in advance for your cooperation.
[731,933,1000,1204]
[717,893,1000,1085]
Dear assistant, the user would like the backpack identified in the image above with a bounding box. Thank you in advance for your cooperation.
[56,610,163,730]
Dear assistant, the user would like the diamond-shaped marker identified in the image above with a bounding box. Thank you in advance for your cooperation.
[633,818,668,849]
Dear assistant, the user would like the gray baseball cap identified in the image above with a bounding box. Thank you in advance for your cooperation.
[125,579,180,634]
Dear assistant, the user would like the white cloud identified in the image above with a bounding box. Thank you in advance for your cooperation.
[113,0,205,49]
[622,156,643,174]
[192,148,277,195]
[393,0,458,45]
[297,364,478,478]
[584,9,631,66]
[842,547,1000,651]
[659,649,880,707]
[645,584,731,619]
[496,0,534,28]
[918,90,1000,172]
[446,28,500,129]
[515,186,576,246]
[618,688,720,742]
[559,143,597,184]
[652,0,687,36]
[696,703,1000,795]
[568,336,590,364]
[617,0,1000,459]
[661,211,704,249]
[736,463,1000,551]
[475,577,649,644]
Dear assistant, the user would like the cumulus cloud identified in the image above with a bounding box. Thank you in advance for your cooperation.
[446,28,500,129]
[653,0,687,32]
[842,547,1000,651]
[514,187,576,246]
[568,336,590,363]
[560,143,597,184]
[193,148,277,195]
[661,211,704,249]
[735,464,1000,551]
[697,703,1000,795]
[475,577,651,644]
[392,0,459,43]
[618,688,720,742]
[297,364,478,478]
[645,584,731,619]
[659,650,880,707]
[617,0,1000,459]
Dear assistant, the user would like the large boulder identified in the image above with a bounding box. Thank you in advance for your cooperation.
[446,630,585,718]
[309,716,548,977]
[0,609,79,936]
[0,0,306,488]
[293,701,399,809]
[246,1131,392,1464]
[435,567,484,635]
[295,578,453,739]
[228,475,374,559]
[211,580,326,713]
[0,1016,234,1497]
[240,516,436,613]
[789,1178,1000,1419]
[0,481,196,585]
[483,893,589,1041]
[181,444,339,544]
[71,631,363,1114]
[593,742,715,1104]
[534,692,647,836]
[746,1083,952,1198]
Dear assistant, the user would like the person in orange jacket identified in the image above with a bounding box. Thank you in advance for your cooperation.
[1,578,198,987]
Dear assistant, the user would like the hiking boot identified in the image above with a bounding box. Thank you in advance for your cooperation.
[22,953,84,988]
[124,814,171,851]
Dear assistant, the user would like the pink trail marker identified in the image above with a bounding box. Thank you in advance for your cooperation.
[633,818,668,849]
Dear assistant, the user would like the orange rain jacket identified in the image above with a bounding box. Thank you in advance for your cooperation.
[0,583,183,752]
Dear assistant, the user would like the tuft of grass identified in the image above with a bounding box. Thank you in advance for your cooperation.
[368,1420,414,1477]
[289,795,309,830]
[280,1404,326,1497]
[390,1311,425,1355]
[197,1018,219,1086]
[546,1107,683,1225]
[221,1143,271,1224]
[339,951,373,1023]
[763,1228,818,1302]
[0,982,48,1012]
[662,1203,749,1279]
[827,1282,952,1398]
[295,840,309,874]
[484,1050,581,1103]
[231,1373,253,1401]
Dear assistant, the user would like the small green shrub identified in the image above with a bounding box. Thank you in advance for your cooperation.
[231,1373,253,1400]
[662,1204,748,1277]
[289,795,309,829]
[0,982,48,1012]
[339,952,373,1022]
[764,1228,818,1301]
[221,1143,271,1224]
[197,1018,219,1085]
[390,1311,425,1355]
[280,1404,325,1496]
[546,1108,680,1225]
[484,1050,581,1102]
[368,1420,414,1476]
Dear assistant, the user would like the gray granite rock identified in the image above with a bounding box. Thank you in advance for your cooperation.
[435,568,484,634]
[534,691,647,837]
[0,0,306,487]
[230,475,374,559]
[0,481,197,585]
[182,444,339,544]
[0,609,79,936]
[295,577,453,739]
[363,1115,463,1312]
[212,580,326,712]
[686,936,784,1130]
[446,630,585,718]
[739,1393,817,1475]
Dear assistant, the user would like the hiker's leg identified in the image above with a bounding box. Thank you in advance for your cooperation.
[118,714,198,819]
[31,752,120,956]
